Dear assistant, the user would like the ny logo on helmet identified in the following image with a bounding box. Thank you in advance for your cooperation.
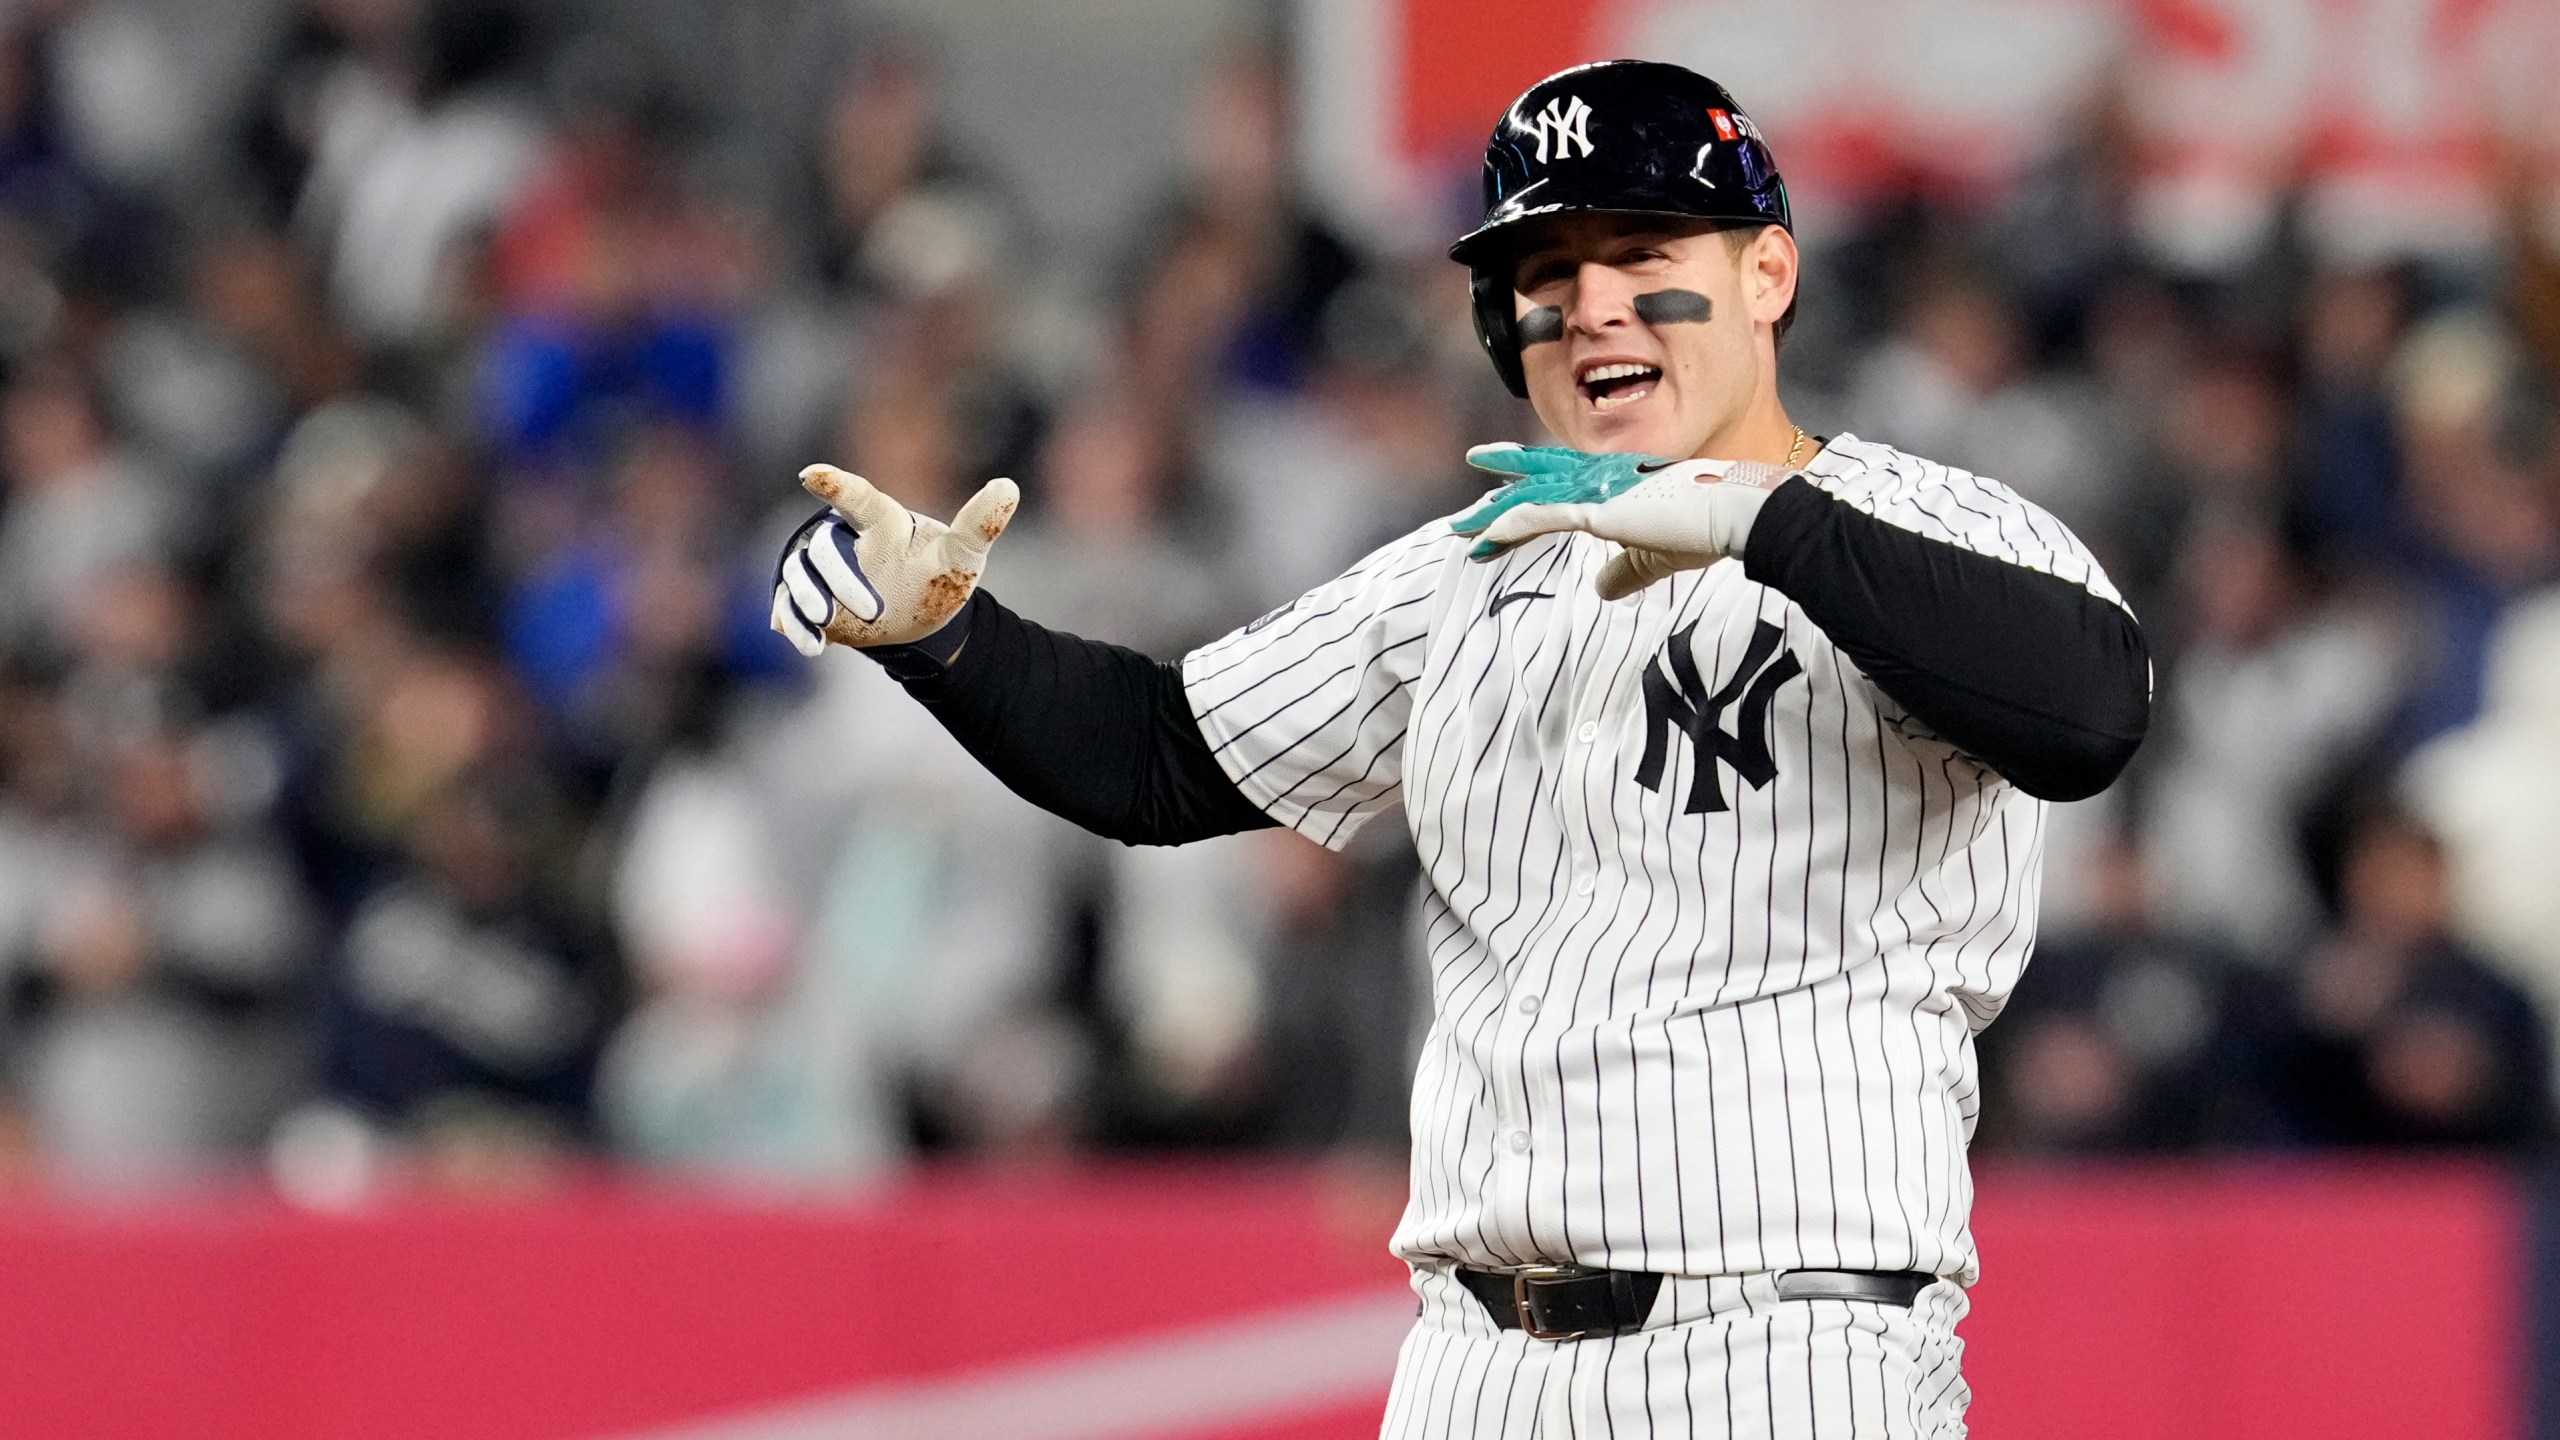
[1518,95,1595,164]
[1636,620,1801,815]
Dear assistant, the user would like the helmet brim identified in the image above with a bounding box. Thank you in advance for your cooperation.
[1448,205,1771,271]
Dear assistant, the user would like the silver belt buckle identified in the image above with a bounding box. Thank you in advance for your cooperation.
[1510,1263,1600,1341]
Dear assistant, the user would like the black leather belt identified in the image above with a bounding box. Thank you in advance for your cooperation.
[1776,1269,1934,1307]
[1456,1265,1932,1340]
[1456,1265,1663,1341]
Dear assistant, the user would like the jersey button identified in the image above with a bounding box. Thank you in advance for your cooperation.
[1517,994,1540,1016]
[1576,721,1599,742]
[1508,1130,1531,1154]
[1574,875,1596,895]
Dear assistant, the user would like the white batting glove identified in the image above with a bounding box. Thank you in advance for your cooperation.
[1453,445,1794,601]
[769,464,1019,656]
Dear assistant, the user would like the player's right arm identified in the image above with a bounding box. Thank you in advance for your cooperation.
[771,463,1454,848]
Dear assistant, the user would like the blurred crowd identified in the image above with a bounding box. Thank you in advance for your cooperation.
[0,0,2554,1199]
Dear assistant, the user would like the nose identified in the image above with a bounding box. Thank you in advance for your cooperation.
[1561,261,1641,337]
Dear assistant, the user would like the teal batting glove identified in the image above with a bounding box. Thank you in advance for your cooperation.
[1450,443,1673,560]
[1461,443,1590,480]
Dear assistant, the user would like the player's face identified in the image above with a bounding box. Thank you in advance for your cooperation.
[1508,216,1794,459]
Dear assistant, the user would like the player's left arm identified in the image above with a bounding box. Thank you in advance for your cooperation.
[1454,446,2149,801]
[1739,475,2149,802]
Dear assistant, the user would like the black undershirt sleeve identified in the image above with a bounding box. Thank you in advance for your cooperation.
[1741,477,2151,802]
[874,476,2143,829]
[881,589,1277,846]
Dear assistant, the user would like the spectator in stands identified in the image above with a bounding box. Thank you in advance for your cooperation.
[476,53,746,469]
[2143,515,2406,959]
[324,766,612,1146]
[806,42,1014,294]
[501,423,764,776]
[2071,270,2202,601]
[1845,254,2111,533]
[8,714,312,1189]
[1244,826,1424,1153]
[1981,832,2269,1152]
[2383,311,2560,745]
[994,392,1227,657]
[99,232,295,504]
[831,188,1047,512]
[2265,804,2549,1148]
[2293,264,2415,565]
[293,0,546,351]
[1147,43,1362,398]
[2405,589,2560,1080]
[237,0,432,225]
[0,361,167,661]
[596,722,900,1184]
[1201,272,1481,609]
[0,12,134,288]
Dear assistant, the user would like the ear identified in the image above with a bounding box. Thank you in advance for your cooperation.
[1745,227,1799,331]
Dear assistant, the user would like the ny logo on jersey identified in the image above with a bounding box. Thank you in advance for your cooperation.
[1520,95,1595,163]
[1636,620,1802,815]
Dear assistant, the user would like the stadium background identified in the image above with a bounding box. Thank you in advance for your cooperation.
[0,0,2557,1434]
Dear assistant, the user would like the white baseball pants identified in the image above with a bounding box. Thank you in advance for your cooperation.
[1378,1268,1969,1439]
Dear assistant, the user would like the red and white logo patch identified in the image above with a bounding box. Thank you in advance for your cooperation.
[1708,109,1738,142]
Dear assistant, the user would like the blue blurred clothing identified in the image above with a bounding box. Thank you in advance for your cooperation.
[479,314,728,464]
[503,543,799,722]
[2397,559,2510,747]
[504,540,617,714]
[2296,386,2404,560]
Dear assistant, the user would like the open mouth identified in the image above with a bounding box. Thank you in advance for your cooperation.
[1578,361,1662,412]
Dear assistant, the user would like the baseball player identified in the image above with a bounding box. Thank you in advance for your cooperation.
[770,60,2149,1439]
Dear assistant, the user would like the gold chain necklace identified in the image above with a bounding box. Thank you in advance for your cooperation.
[1784,425,1809,468]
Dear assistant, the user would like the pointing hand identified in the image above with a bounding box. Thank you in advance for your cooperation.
[770,465,1019,655]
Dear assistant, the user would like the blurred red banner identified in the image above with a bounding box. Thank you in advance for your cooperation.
[0,1159,2522,1440]
[1964,1160,2523,1440]
[1361,0,2560,262]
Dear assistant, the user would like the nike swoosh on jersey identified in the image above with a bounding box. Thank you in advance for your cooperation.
[1487,589,1554,616]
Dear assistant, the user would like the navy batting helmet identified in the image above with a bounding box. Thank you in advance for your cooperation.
[1451,60,1792,398]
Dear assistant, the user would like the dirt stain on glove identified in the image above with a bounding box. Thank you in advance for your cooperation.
[975,498,1017,544]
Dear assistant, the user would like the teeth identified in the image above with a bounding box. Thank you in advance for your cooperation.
[1594,389,1647,411]
[1582,363,1659,383]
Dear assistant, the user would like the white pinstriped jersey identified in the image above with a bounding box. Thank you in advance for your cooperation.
[1183,434,2128,1286]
